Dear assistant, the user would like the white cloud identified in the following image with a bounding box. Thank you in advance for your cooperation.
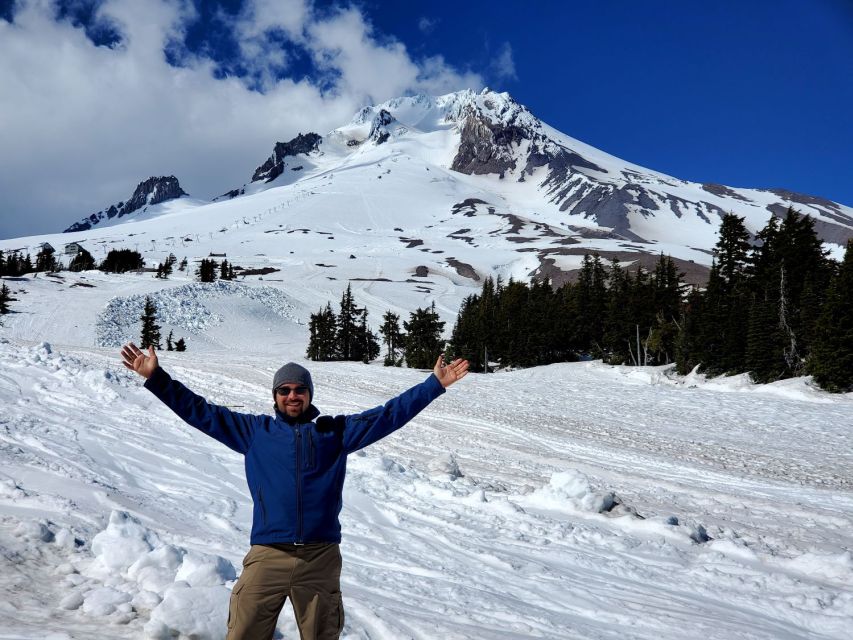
[0,0,483,239]
[491,41,518,82]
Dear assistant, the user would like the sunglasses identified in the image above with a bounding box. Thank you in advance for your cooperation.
[276,385,309,396]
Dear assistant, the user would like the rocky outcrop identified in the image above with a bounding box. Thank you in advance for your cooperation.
[212,187,245,202]
[368,109,394,145]
[252,133,322,183]
[64,176,187,233]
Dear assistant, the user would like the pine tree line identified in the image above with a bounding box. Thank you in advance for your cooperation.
[306,284,445,367]
[306,285,380,363]
[447,208,853,392]
[677,208,851,391]
[0,250,35,276]
[0,245,63,275]
[196,258,235,282]
[449,253,684,371]
[0,246,239,281]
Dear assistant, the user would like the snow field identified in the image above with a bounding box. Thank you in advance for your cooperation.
[0,338,851,638]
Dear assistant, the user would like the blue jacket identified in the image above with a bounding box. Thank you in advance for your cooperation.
[144,367,445,545]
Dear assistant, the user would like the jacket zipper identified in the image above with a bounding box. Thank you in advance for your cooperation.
[258,487,267,526]
[308,432,316,469]
[295,427,303,543]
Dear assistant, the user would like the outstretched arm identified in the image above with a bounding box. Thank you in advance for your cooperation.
[342,355,470,453]
[119,342,255,454]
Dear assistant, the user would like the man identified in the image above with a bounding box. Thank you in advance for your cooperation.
[120,342,469,640]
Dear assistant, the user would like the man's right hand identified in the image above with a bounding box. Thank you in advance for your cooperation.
[121,342,159,379]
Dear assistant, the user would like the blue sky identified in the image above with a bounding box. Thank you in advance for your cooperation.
[1,0,851,239]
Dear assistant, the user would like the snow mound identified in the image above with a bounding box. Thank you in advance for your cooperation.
[526,470,616,513]
[75,511,236,639]
[426,452,464,480]
[784,550,853,582]
[90,510,162,573]
[95,281,298,347]
[144,583,232,640]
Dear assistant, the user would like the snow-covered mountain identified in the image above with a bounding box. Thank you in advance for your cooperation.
[64,176,193,233]
[32,88,852,285]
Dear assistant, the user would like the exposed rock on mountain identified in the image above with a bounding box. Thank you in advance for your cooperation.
[64,176,187,233]
[368,109,395,145]
[213,188,245,202]
[252,133,322,183]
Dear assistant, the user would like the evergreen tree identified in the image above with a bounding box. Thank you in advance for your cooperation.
[404,303,445,369]
[0,282,11,315]
[3,252,15,276]
[808,240,853,392]
[715,214,752,286]
[477,277,500,370]
[35,245,59,273]
[220,259,232,280]
[352,310,380,363]
[571,254,607,355]
[196,259,217,282]
[746,210,831,378]
[527,278,560,366]
[745,292,786,383]
[624,265,655,366]
[157,253,176,279]
[68,248,96,272]
[306,303,338,361]
[174,338,187,352]
[495,278,528,366]
[4,252,25,276]
[647,255,684,364]
[449,294,482,369]
[101,249,144,273]
[380,310,405,366]
[602,258,633,363]
[166,330,174,351]
[178,257,188,272]
[336,284,360,360]
[675,287,705,374]
[139,296,162,349]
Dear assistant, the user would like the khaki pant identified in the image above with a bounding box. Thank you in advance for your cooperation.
[226,543,345,640]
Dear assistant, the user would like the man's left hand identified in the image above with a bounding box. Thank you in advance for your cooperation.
[434,356,469,388]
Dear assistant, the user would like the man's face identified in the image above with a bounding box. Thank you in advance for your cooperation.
[275,383,311,417]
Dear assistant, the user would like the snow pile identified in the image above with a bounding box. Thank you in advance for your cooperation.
[95,281,298,347]
[64,511,236,640]
[426,452,464,480]
[526,469,616,513]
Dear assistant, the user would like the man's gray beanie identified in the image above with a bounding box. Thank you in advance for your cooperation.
[272,362,314,400]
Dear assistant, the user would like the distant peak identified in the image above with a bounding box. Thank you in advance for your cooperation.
[63,176,187,233]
